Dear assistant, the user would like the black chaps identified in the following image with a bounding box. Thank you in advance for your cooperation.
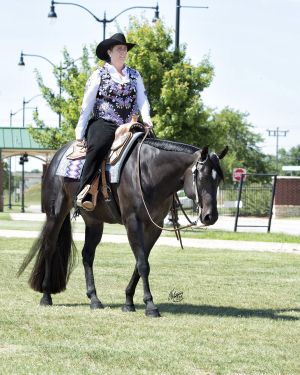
[78,118,118,192]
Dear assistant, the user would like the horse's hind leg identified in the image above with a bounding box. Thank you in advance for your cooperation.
[40,207,72,306]
[40,216,64,306]
[82,220,104,309]
[124,219,162,317]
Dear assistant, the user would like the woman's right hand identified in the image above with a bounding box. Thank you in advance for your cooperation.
[144,120,153,130]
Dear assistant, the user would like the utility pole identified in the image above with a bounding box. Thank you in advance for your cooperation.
[266,128,289,172]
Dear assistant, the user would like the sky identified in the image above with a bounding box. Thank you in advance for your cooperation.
[1,0,299,172]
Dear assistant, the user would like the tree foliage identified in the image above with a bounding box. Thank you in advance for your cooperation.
[207,108,274,184]
[277,145,300,176]
[124,16,214,145]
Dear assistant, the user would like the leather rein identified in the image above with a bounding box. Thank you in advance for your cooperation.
[137,129,206,248]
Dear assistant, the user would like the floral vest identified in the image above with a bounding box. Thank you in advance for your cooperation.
[91,66,139,125]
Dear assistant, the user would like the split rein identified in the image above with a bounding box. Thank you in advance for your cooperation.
[136,129,206,239]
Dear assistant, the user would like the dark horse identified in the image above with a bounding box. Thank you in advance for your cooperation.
[18,138,228,317]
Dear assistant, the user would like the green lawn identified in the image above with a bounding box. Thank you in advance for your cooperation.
[0,214,299,244]
[0,238,300,374]
[3,182,41,212]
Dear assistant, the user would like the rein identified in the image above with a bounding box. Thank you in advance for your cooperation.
[137,130,206,247]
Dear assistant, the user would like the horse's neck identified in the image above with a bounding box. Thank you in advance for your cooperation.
[146,148,197,194]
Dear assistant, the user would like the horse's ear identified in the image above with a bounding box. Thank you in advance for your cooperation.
[216,146,229,160]
[183,169,196,201]
[200,145,209,162]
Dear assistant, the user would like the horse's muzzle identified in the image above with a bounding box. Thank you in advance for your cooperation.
[202,212,218,226]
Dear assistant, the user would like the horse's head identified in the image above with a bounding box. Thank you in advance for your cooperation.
[183,145,228,226]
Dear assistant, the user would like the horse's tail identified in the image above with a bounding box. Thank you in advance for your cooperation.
[17,212,78,294]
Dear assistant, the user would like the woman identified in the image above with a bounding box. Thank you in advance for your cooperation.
[75,33,153,211]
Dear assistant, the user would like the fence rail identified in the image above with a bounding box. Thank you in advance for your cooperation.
[218,184,273,217]
[177,183,274,218]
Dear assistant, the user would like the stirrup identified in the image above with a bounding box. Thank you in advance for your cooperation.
[77,191,98,212]
[76,172,100,211]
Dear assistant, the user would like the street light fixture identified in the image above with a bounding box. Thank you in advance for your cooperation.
[152,5,160,24]
[48,1,57,24]
[48,1,160,39]
[18,52,25,71]
[19,153,29,213]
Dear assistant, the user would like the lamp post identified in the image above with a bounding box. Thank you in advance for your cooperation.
[23,94,42,128]
[9,106,38,209]
[175,0,208,48]
[19,153,29,213]
[48,1,160,39]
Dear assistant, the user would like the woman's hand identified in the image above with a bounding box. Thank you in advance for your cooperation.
[144,120,153,130]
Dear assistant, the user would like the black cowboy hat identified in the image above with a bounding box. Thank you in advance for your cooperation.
[96,33,136,61]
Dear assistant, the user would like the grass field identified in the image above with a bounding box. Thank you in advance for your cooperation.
[0,237,300,374]
[0,213,299,244]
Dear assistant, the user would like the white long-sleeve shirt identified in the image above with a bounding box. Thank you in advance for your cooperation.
[75,63,151,140]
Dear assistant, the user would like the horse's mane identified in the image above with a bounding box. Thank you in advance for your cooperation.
[142,138,199,154]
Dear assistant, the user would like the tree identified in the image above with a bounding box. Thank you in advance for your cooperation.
[124,16,214,145]
[3,162,20,193]
[277,145,300,176]
[28,17,214,149]
[207,108,274,185]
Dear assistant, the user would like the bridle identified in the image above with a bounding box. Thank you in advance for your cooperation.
[191,152,219,209]
[191,153,208,208]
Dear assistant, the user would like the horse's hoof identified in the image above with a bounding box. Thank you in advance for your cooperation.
[122,304,136,312]
[40,297,53,306]
[90,301,104,310]
[145,308,161,318]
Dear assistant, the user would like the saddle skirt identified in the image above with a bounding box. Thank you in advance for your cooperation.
[65,116,146,165]
[56,131,145,184]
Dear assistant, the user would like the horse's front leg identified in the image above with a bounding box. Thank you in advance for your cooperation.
[122,264,139,312]
[82,220,104,309]
[123,224,162,314]
[125,216,160,317]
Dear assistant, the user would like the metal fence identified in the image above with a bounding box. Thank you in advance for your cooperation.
[218,184,273,217]
[178,183,274,218]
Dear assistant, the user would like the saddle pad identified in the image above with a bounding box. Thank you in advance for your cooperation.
[56,132,144,183]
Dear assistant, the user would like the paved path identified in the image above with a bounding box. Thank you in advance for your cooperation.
[12,208,300,236]
[1,229,299,254]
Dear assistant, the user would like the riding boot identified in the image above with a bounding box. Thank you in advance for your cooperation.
[77,172,100,211]
[76,119,118,211]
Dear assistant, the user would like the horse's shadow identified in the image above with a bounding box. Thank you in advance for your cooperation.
[55,303,90,307]
[108,303,300,321]
[54,302,299,320]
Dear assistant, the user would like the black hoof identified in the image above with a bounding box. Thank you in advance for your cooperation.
[40,297,53,306]
[122,304,136,312]
[145,308,161,318]
[90,301,104,310]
